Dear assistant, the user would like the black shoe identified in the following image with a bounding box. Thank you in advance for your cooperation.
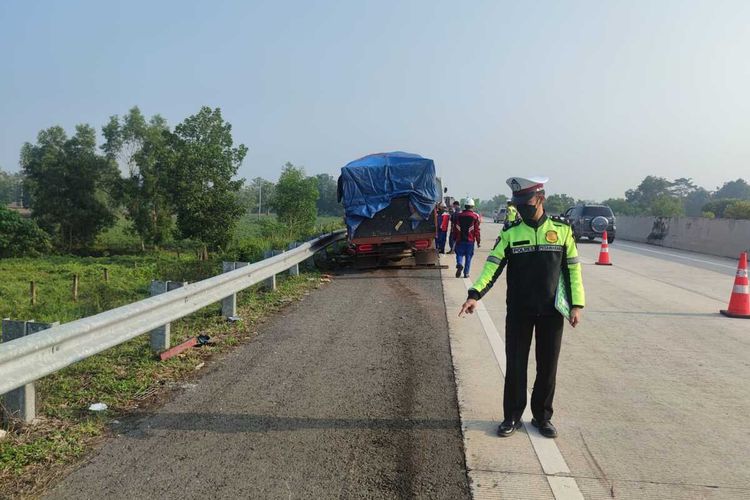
[455,264,463,278]
[497,419,522,437]
[531,418,558,438]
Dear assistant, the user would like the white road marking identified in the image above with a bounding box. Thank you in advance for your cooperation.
[463,279,584,500]
[615,242,737,270]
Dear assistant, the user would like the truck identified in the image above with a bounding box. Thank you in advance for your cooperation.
[337,152,441,267]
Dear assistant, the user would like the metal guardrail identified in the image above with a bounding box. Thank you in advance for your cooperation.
[0,230,346,395]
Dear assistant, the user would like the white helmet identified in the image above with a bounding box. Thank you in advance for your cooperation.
[463,198,475,207]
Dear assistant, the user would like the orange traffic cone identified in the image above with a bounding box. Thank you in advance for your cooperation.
[595,231,613,266]
[720,252,750,318]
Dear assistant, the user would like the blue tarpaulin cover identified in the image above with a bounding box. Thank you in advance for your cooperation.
[340,152,439,235]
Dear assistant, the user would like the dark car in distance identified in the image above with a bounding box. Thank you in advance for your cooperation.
[562,204,616,243]
[493,208,507,223]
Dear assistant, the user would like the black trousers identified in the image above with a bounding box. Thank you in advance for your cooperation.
[503,312,564,422]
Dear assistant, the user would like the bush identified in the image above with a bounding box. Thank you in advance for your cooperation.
[650,195,684,217]
[701,211,716,219]
[0,205,51,257]
[223,239,268,263]
[702,199,740,218]
[724,201,750,220]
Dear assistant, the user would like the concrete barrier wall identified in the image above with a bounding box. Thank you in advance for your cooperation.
[616,216,750,259]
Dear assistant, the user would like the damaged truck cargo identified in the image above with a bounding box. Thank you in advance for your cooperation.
[337,152,441,267]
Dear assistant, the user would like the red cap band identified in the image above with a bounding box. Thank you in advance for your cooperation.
[514,183,544,194]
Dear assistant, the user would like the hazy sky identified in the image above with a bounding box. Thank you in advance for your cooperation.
[2,0,749,201]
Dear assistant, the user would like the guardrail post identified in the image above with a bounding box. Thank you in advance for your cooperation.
[288,242,300,276]
[2,319,58,424]
[221,262,248,318]
[263,250,280,291]
[149,281,187,353]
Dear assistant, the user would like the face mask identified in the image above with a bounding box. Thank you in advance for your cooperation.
[516,203,538,222]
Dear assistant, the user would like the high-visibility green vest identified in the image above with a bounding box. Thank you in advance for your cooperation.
[469,214,585,313]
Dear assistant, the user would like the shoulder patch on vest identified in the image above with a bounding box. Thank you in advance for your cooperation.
[502,219,523,232]
[550,215,571,226]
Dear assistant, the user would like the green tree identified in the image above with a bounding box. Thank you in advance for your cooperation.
[724,200,750,220]
[476,194,507,215]
[544,193,576,214]
[272,163,319,235]
[684,188,712,217]
[21,125,119,250]
[102,107,174,249]
[0,205,51,257]
[315,173,343,216]
[650,194,684,217]
[714,179,750,200]
[0,168,24,205]
[702,199,740,218]
[669,177,698,198]
[601,198,643,216]
[238,177,276,216]
[625,176,673,211]
[168,106,247,251]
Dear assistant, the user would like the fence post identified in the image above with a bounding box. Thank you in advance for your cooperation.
[221,262,248,318]
[148,281,187,353]
[288,242,300,276]
[2,319,58,424]
[262,251,279,291]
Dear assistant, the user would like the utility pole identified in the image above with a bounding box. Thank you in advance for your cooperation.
[258,179,262,220]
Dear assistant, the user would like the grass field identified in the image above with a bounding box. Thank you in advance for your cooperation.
[0,212,344,497]
[1,214,344,323]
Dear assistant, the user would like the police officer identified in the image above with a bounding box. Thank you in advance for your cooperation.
[459,177,585,439]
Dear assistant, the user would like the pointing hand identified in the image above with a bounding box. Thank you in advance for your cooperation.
[459,299,478,317]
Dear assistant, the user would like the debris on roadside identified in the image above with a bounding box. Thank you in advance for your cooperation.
[159,334,212,361]
[88,403,108,412]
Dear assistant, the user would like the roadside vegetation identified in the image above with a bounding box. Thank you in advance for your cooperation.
[0,105,345,498]
[0,271,329,498]
[471,176,750,219]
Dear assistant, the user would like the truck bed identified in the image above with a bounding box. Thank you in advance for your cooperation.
[351,197,436,244]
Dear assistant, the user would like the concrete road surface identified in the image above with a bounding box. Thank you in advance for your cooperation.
[46,269,470,499]
[444,221,750,500]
